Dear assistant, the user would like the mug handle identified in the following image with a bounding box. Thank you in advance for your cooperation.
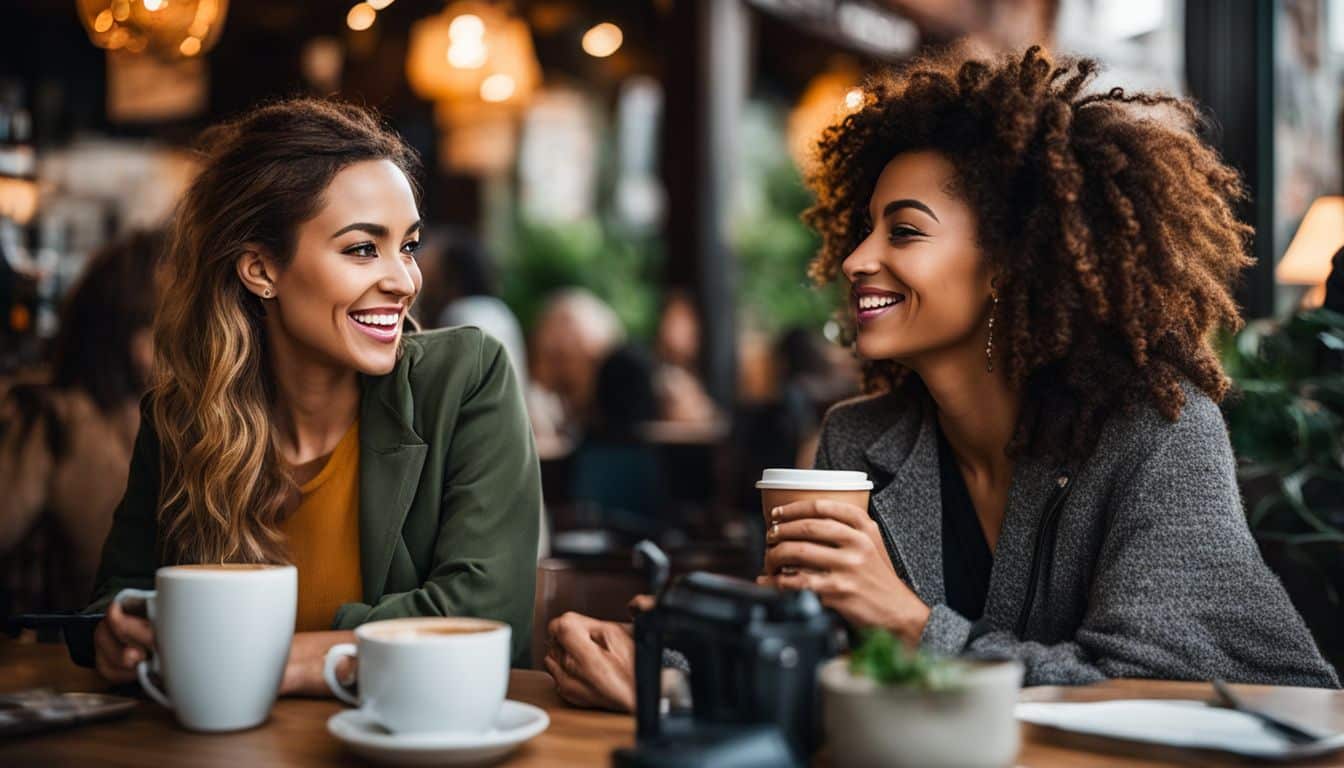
[323,643,359,706]
[113,588,172,710]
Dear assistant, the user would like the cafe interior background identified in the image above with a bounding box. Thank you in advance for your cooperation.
[1,0,1342,675]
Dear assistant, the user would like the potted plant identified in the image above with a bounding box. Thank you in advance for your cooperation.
[819,629,1023,768]
[1220,307,1344,672]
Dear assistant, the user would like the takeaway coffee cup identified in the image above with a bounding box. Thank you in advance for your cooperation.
[323,617,511,735]
[112,564,297,732]
[756,469,874,574]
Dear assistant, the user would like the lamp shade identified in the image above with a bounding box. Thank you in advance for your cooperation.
[406,3,539,107]
[77,0,228,59]
[1278,195,1344,286]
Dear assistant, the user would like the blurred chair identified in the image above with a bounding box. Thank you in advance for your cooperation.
[531,555,648,669]
[529,542,757,669]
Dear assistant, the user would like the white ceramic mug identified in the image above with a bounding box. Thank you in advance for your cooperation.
[113,564,296,732]
[324,617,511,734]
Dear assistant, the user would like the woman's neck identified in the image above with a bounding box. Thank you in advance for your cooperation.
[267,330,360,466]
[909,343,1020,487]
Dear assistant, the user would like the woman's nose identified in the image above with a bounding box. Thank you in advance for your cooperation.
[380,257,417,297]
[841,236,881,283]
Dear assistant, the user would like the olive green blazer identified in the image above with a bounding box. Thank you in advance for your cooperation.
[87,328,541,666]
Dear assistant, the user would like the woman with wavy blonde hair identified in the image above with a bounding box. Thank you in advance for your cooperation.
[88,98,540,694]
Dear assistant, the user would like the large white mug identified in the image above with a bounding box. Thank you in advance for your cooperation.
[113,564,296,732]
[324,617,511,734]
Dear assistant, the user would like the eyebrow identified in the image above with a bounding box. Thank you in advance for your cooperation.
[881,199,939,223]
[330,219,423,239]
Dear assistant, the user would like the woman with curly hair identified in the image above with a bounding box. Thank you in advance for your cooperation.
[543,46,1336,712]
[86,98,540,694]
[756,45,1337,686]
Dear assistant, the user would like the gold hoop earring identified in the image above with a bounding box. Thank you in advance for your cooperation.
[986,291,998,373]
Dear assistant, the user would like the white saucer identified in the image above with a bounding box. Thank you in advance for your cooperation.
[327,700,549,766]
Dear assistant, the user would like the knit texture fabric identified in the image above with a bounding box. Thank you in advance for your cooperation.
[814,385,1340,688]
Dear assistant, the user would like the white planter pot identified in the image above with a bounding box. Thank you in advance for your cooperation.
[819,657,1024,768]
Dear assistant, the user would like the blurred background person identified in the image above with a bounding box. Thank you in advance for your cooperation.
[570,344,666,536]
[652,290,718,424]
[430,228,528,386]
[0,230,163,621]
[527,287,625,455]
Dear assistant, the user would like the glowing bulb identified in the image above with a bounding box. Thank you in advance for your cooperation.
[142,0,165,11]
[94,10,114,32]
[346,3,376,32]
[368,0,394,9]
[582,22,622,58]
[112,0,131,21]
[447,39,487,69]
[179,36,201,56]
[449,14,484,41]
[843,88,864,111]
[480,73,516,102]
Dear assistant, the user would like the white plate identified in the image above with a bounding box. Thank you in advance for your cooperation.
[1016,700,1344,761]
[327,700,549,766]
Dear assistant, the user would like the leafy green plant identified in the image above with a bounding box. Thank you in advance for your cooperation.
[1219,307,1344,633]
[731,103,839,336]
[1221,309,1344,545]
[733,159,838,334]
[498,216,663,340]
[848,629,964,690]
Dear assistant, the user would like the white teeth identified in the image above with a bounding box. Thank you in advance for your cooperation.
[352,312,400,327]
[858,295,899,310]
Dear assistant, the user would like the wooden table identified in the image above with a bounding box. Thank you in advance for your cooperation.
[3,639,1342,766]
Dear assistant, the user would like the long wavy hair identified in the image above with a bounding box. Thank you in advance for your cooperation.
[152,98,421,564]
[804,46,1253,460]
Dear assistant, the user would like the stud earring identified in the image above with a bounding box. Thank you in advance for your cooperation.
[986,290,999,373]
[263,287,273,298]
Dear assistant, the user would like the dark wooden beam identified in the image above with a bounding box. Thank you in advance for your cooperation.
[1184,0,1275,319]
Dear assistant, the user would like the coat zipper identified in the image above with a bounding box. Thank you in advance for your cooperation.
[1015,470,1074,637]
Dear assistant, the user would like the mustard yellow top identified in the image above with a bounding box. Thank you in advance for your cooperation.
[282,420,363,633]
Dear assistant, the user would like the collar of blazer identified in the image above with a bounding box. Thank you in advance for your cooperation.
[356,336,429,604]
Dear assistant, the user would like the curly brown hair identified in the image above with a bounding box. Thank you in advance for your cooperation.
[804,46,1253,460]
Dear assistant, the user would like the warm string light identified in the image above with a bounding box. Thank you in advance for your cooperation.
[346,3,376,32]
[447,13,487,68]
[479,73,515,102]
[406,3,540,106]
[77,0,229,58]
[581,22,622,58]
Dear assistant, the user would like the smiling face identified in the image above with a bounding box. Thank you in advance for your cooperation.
[258,159,423,376]
[841,150,994,367]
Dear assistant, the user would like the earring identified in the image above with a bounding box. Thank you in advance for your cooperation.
[986,291,999,373]
[263,287,273,298]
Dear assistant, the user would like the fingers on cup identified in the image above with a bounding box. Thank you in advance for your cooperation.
[772,569,834,596]
[108,601,155,650]
[767,517,862,547]
[777,498,868,528]
[765,541,852,573]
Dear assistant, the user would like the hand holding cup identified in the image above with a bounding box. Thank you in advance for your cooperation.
[758,498,930,641]
[756,469,873,576]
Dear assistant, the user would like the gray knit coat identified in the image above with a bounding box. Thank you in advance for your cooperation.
[813,386,1340,688]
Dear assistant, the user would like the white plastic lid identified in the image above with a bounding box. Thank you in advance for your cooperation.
[755,469,873,491]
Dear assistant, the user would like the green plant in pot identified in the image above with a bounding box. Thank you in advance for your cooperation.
[820,630,1023,768]
[1219,307,1344,671]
